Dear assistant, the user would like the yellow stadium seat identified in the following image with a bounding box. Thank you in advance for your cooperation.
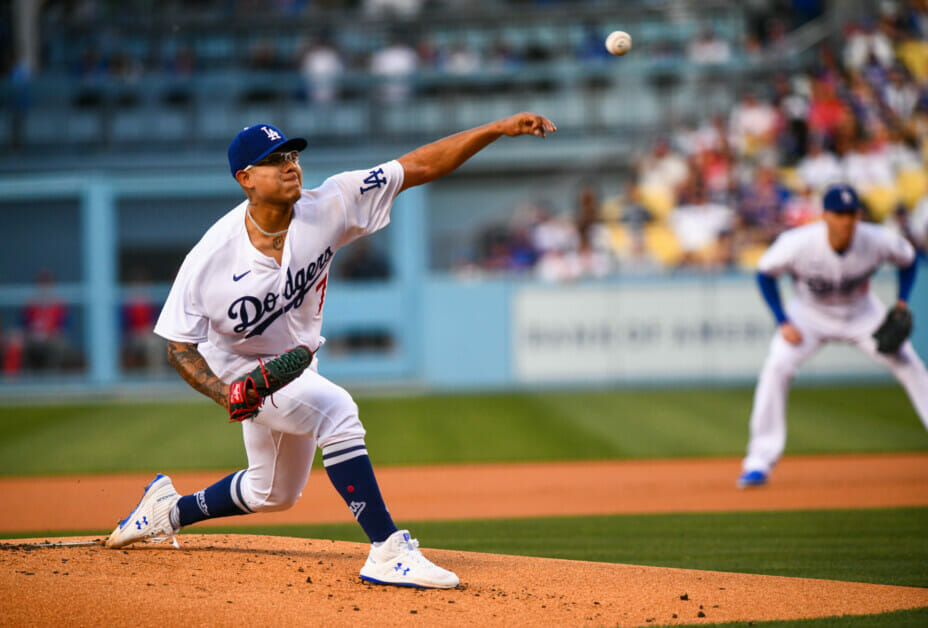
[859,185,900,221]
[896,40,928,81]
[605,223,631,256]
[777,167,804,193]
[897,168,928,210]
[638,185,676,221]
[643,223,684,267]
[737,243,768,271]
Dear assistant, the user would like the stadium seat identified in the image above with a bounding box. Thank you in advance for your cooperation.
[896,40,928,81]
[859,186,900,222]
[737,243,768,270]
[604,223,631,256]
[896,168,928,210]
[643,223,683,267]
[637,185,676,221]
[777,167,804,193]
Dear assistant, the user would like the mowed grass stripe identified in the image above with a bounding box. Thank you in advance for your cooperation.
[1,384,926,475]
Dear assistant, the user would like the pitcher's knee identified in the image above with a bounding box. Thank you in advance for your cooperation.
[761,358,797,383]
[248,490,302,513]
[238,476,303,513]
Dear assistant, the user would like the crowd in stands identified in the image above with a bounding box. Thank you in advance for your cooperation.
[2,0,814,102]
[454,6,928,281]
[0,269,172,378]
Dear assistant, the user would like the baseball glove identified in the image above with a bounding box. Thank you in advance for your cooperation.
[228,345,314,422]
[872,305,913,355]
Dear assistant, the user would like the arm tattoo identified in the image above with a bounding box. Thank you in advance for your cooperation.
[166,341,228,408]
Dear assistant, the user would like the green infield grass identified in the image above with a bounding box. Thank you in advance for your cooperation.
[0,383,925,475]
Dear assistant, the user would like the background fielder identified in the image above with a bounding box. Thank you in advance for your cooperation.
[104,112,556,589]
[738,183,928,488]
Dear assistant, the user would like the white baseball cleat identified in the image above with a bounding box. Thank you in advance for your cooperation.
[105,474,181,549]
[359,529,459,589]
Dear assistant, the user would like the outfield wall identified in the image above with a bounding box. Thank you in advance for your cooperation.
[0,173,925,393]
[420,272,926,389]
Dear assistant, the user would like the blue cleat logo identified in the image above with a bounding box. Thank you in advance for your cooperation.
[394,563,410,576]
[135,516,149,530]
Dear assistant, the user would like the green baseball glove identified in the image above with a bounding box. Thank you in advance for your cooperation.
[228,345,314,422]
[872,305,913,355]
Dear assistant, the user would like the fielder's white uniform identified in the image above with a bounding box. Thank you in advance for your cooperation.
[154,160,403,513]
[743,221,928,474]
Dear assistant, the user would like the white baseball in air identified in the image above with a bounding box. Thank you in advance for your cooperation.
[605,30,632,56]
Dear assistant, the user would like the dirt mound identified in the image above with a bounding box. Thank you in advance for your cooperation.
[2,534,927,627]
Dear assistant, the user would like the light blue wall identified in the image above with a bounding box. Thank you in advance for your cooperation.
[422,279,512,388]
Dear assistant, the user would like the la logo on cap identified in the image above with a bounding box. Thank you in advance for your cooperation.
[261,126,281,141]
[842,190,852,204]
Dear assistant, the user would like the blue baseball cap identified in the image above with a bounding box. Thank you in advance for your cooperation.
[822,183,860,214]
[228,124,308,177]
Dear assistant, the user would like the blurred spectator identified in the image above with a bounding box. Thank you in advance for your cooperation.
[121,277,167,374]
[370,33,419,102]
[844,19,895,71]
[486,36,523,72]
[336,240,391,280]
[300,35,344,104]
[736,164,789,244]
[668,179,735,263]
[780,185,821,228]
[882,65,921,122]
[885,124,924,171]
[165,45,197,77]
[636,138,690,197]
[841,131,895,192]
[574,184,602,245]
[728,91,781,162]
[248,39,280,70]
[846,73,887,136]
[363,0,424,19]
[806,76,853,145]
[773,74,810,165]
[21,270,74,373]
[0,314,24,376]
[530,202,579,260]
[686,28,732,65]
[796,136,843,192]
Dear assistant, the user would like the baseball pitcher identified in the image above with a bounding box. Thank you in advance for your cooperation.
[104,113,556,588]
[738,183,928,488]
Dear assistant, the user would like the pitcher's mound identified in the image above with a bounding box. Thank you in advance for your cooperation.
[2,534,926,627]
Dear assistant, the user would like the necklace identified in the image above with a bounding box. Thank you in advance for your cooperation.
[247,206,290,237]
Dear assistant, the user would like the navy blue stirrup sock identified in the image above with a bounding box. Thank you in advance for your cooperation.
[322,439,397,543]
[174,470,253,528]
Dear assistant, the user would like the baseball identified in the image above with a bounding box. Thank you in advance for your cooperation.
[605,30,632,56]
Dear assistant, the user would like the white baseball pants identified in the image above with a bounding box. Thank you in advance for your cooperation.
[233,363,367,513]
[742,294,928,473]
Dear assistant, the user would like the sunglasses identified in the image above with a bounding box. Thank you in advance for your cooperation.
[244,150,300,170]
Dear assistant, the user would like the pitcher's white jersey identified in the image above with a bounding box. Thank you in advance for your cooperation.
[757,221,915,315]
[155,160,403,378]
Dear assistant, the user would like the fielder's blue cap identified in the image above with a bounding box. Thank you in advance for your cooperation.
[228,124,307,177]
[822,183,860,214]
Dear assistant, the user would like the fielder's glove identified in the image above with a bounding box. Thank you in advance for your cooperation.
[872,305,913,355]
[228,345,314,422]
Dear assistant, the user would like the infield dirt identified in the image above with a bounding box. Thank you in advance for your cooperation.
[2,453,928,626]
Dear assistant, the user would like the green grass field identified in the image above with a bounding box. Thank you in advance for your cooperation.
[2,383,926,626]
